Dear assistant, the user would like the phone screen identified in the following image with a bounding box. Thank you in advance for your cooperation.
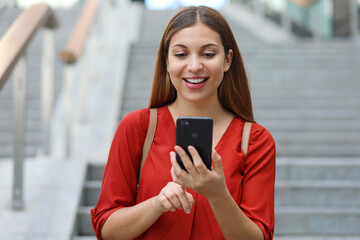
[176,117,213,171]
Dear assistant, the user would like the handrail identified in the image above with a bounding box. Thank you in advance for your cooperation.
[60,0,98,64]
[233,0,359,39]
[0,4,58,210]
[288,0,317,8]
[0,4,57,89]
[59,0,99,157]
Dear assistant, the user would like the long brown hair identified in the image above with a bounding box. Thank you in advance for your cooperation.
[148,6,254,122]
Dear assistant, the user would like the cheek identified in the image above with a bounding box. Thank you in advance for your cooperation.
[167,62,183,78]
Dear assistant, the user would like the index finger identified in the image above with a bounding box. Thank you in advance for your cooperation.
[177,186,193,214]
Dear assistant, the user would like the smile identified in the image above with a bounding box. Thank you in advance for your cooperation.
[183,78,208,84]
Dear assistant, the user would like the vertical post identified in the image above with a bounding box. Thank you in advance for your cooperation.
[41,29,55,155]
[282,0,292,34]
[12,54,27,210]
[255,0,265,17]
[64,65,74,158]
[350,0,359,40]
[79,55,88,121]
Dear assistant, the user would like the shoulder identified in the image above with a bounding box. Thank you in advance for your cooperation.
[114,108,150,141]
[249,122,276,148]
[119,108,149,128]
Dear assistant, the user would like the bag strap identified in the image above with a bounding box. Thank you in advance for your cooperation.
[241,121,252,156]
[137,108,158,187]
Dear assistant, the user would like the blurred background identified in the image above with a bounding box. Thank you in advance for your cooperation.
[0,0,360,239]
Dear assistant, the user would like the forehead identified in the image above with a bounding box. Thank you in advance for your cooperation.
[169,22,222,47]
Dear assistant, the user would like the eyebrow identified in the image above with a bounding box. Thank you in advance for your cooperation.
[171,43,219,49]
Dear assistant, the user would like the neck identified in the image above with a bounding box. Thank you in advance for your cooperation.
[168,97,231,124]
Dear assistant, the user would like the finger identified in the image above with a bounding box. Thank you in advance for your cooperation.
[177,187,193,214]
[174,146,198,175]
[211,149,223,174]
[171,166,184,186]
[186,191,195,207]
[170,151,183,177]
[188,146,208,174]
[183,185,195,206]
[157,194,176,212]
[162,188,183,210]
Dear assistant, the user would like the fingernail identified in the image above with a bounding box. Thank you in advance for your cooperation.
[185,208,191,214]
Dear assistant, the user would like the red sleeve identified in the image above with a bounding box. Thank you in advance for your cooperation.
[240,123,276,240]
[90,109,149,240]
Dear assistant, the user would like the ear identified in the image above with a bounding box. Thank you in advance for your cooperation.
[224,49,233,72]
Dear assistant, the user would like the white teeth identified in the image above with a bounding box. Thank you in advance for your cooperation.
[184,78,206,84]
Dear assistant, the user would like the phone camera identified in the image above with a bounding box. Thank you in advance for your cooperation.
[180,120,189,126]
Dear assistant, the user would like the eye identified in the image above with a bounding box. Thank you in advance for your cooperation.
[203,52,216,58]
[174,52,187,58]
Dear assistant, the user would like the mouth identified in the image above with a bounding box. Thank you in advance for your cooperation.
[183,78,209,84]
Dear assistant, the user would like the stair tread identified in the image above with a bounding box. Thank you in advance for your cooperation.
[276,206,360,214]
[276,180,360,187]
[274,236,360,240]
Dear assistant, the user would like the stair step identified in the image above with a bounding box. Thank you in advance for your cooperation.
[73,236,97,240]
[258,119,360,131]
[275,207,360,235]
[274,236,360,240]
[82,180,101,207]
[87,162,105,181]
[77,207,94,236]
[275,180,360,207]
[254,108,360,119]
[276,158,360,181]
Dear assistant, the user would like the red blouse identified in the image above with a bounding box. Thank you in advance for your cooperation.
[91,106,276,240]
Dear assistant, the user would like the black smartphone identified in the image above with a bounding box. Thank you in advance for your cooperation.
[176,117,213,171]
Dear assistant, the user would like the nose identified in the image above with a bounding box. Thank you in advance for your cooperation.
[187,56,203,72]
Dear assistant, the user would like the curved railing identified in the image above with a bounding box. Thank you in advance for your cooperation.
[59,0,99,157]
[232,0,359,39]
[0,4,58,210]
[60,0,98,64]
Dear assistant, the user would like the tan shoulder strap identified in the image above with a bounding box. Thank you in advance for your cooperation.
[138,108,157,186]
[241,121,252,156]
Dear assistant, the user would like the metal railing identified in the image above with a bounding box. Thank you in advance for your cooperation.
[0,4,58,210]
[232,0,359,39]
[59,0,99,158]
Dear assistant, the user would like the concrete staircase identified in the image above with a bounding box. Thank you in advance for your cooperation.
[0,5,81,159]
[72,162,104,240]
[74,5,360,240]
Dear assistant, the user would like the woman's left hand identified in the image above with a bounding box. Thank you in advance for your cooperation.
[170,146,229,203]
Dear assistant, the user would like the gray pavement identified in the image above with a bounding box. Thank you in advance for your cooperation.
[0,157,86,239]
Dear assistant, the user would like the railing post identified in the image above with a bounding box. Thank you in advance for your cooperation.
[79,55,88,121]
[12,54,27,210]
[64,65,74,158]
[41,28,55,155]
[254,0,265,18]
[350,0,359,40]
[282,0,292,34]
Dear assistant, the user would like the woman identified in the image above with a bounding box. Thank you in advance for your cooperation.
[91,5,275,240]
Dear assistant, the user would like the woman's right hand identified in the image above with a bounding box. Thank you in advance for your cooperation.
[152,182,194,214]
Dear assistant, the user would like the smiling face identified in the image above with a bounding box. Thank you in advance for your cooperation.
[167,22,233,106]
